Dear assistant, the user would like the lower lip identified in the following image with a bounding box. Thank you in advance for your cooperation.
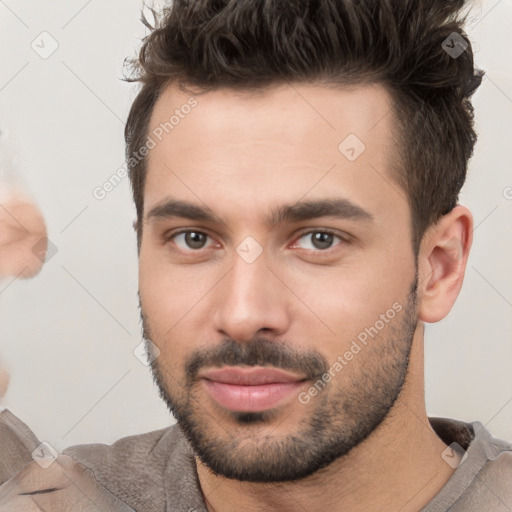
[202,379,305,412]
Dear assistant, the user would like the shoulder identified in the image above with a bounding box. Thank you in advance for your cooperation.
[472,422,512,480]
[425,417,512,511]
[0,409,202,511]
[62,421,182,473]
[62,422,198,511]
[448,441,512,511]
[0,408,41,484]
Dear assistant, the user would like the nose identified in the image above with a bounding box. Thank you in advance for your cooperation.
[212,245,291,343]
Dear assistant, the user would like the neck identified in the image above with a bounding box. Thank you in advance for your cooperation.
[196,325,454,512]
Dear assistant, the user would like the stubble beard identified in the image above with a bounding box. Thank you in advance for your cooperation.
[141,278,418,483]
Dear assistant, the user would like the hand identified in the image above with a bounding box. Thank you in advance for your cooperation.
[0,191,47,279]
[0,455,134,511]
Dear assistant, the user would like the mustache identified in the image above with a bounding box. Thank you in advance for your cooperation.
[139,301,329,382]
[182,337,329,384]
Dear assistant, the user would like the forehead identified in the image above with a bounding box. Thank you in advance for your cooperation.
[144,81,405,226]
[149,81,394,151]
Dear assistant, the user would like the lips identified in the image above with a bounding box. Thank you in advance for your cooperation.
[199,366,308,412]
[198,366,307,385]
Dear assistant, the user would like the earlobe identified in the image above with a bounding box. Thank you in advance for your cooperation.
[417,205,473,323]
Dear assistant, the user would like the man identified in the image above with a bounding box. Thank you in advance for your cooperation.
[1,0,511,511]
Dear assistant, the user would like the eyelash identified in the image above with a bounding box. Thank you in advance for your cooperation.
[165,228,349,255]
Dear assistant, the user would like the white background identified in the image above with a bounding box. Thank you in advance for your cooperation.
[0,0,511,452]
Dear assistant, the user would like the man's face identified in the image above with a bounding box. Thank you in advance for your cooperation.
[138,82,419,482]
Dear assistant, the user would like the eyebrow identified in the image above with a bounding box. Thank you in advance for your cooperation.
[145,197,374,227]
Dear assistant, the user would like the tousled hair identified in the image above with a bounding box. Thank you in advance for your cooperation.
[125,0,483,252]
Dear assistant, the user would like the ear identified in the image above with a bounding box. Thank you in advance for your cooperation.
[417,205,473,323]
[0,191,48,279]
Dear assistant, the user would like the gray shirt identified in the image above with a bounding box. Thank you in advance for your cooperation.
[0,408,511,511]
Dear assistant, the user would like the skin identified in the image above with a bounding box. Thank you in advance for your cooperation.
[138,82,473,511]
[0,190,47,280]
[0,187,48,402]
[0,188,131,510]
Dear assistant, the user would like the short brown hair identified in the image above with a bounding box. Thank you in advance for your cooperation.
[125,0,483,253]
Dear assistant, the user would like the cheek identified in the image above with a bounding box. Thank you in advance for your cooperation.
[281,254,413,349]
[140,256,219,318]
[138,250,224,365]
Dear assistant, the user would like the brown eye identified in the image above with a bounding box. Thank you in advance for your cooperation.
[294,231,343,251]
[311,232,335,250]
[172,231,212,250]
